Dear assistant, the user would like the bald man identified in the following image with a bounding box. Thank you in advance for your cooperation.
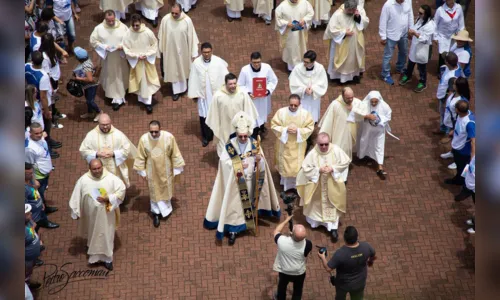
[273,214,312,300]
[79,113,138,188]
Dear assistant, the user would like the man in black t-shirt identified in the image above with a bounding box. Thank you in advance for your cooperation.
[318,226,376,300]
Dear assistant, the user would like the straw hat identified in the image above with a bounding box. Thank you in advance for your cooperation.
[451,30,473,42]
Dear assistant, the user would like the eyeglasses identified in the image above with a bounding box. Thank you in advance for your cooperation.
[238,135,249,139]
[319,143,329,146]
[289,104,299,107]
[150,131,159,134]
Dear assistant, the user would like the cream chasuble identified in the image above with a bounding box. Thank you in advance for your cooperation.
[90,20,130,100]
[138,0,164,11]
[100,0,133,12]
[309,0,332,25]
[252,0,273,18]
[271,107,314,178]
[187,55,229,118]
[204,137,281,240]
[158,12,199,83]
[225,0,244,12]
[69,170,126,263]
[275,0,314,67]
[296,144,350,229]
[134,131,185,203]
[79,126,138,188]
[319,96,363,177]
[123,24,160,100]
[237,63,278,126]
[289,62,328,122]
[206,86,259,156]
[324,4,369,83]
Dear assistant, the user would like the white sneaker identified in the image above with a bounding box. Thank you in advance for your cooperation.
[52,123,64,129]
[440,151,453,159]
[467,228,475,234]
[448,162,457,169]
[93,112,103,122]
[466,219,474,226]
[57,113,67,119]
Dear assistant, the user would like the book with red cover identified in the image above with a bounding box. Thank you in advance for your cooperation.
[252,77,267,98]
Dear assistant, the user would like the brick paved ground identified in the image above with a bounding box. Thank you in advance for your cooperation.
[30,0,475,299]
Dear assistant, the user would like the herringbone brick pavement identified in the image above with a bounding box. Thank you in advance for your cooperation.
[30,0,475,299]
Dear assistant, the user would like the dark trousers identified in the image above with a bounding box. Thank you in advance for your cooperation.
[277,272,306,300]
[37,175,50,205]
[405,59,427,85]
[85,85,100,113]
[458,186,475,203]
[43,116,53,151]
[452,149,471,184]
[199,117,213,143]
[335,286,365,300]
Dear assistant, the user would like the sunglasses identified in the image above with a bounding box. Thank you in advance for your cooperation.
[319,143,329,146]
[150,131,159,134]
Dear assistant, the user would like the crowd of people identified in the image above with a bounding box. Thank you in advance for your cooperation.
[24,0,475,299]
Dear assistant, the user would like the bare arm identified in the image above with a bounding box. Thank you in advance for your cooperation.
[273,215,293,237]
[25,0,35,14]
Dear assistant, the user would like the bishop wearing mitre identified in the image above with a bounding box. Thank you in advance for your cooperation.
[296,132,351,243]
[271,94,314,191]
[206,73,259,156]
[204,112,281,245]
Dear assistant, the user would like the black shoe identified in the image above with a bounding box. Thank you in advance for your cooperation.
[228,232,237,245]
[153,214,160,228]
[38,219,60,229]
[40,245,46,252]
[353,76,361,83]
[146,105,153,114]
[455,189,472,202]
[45,206,58,214]
[202,140,209,147]
[172,94,180,101]
[28,281,42,290]
[104,262,113,271]
[50,150,60,159]
[227,17,233,22]
[49,140,62,149]
[112,103,121,111]
[444,178,463,185]
[152,17,158,28]
[191,4,197,9]
[35,259,44,267]
[331,229,339,243]
[376,169,387,180]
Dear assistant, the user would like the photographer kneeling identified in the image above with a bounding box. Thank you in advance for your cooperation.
[318,226,376,300]
[272,214,312,300]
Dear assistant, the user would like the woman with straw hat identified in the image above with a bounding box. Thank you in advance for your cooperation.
[450,29,473,78]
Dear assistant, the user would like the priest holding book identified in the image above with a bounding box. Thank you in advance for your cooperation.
[237,52,278,137]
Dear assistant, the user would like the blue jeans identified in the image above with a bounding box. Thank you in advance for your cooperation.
[55,17,76,45]
[381,34,408,78]
[85,85,100,113]
[37,175,50,204]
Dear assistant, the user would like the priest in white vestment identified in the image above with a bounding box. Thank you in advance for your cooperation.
[187,42,229,147]
[318,87,363,181]
[309,0,332,28]
[177,0,197,13]
[204,112,281,245]
[135,0,164,27]
[296,132,350,242]
[90,10,130,111]
[133,120,185,228]
[289,50,328,123]
[100,0,133,20]
[158,3,199,101]
[206,73,260,156]
[123,15,160,113]
[237,51,278,135]
[69,159,126,270]
[252,0,274,25]
[357,91,393,178]
[324,0,369,83]
[225,0,244,22]
[271,94,315,191]
[275,0,314,71]
[79,114,138,189]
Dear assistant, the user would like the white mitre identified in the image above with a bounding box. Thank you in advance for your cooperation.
[231,111,255,135]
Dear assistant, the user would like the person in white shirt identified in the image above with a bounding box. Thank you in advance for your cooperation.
[450,29,472,78]
[399,4,435,93]
[378,0,413,85]
[436,52,463,134]
[433,0,464,75]
[46,0,80,54]
[237,52,278,136]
